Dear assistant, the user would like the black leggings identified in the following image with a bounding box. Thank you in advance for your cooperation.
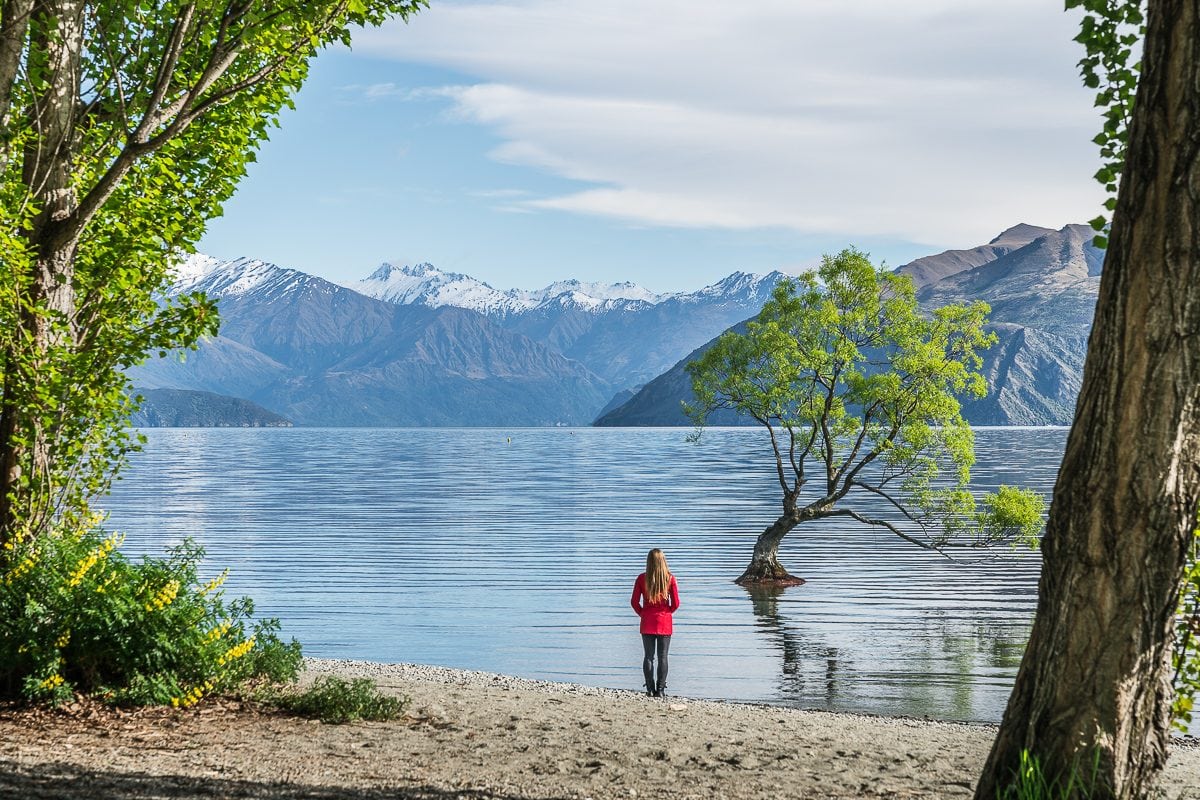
[641,633,671,690]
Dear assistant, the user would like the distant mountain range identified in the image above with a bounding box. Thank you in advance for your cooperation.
[130,223,1101,427]
[129,257,787,426]
[350,262,788,386]
[596,223,1102,427]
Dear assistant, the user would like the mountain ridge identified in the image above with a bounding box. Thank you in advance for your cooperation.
[137,224,1097,427]
[129,259,614,426]
[596,223,1102,428]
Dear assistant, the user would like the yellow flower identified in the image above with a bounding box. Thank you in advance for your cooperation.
[3,552,38,585]
[202,621,233,645]
[3,526,29,550]
[67,533,123,588]
[199,569,229,596]
[68,553,99,587]
[38,674,64,691]
[145,579,180,611]
[171,678,217,708]
[217,637,255,666]
[54,629,70,648]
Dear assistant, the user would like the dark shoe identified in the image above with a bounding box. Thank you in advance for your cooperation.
[656,687,666,698]
[646,687,655,697]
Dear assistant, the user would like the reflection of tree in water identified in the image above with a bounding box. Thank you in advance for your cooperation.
[747,588,1031,719]
[907,612,1031,720]
[746,586,845,708]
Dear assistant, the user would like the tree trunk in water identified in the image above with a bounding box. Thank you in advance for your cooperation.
[735,518,805,586]
[975,2,1200,797]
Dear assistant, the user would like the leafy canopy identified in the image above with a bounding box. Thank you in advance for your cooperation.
[0,0,425,704]
[686,248,1044,548]
[0,0,426,541]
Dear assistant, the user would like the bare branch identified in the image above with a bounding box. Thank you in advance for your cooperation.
[786,424,801,484]
[819,364,840,492]
[756,413,791,496]
[821,508,960,560]
[136,3,196,138]
[848,479,927,528]
[832,400,881,485]
[834,419,902,501]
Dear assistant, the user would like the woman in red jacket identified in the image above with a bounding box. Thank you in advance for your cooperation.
[631,548,680,697]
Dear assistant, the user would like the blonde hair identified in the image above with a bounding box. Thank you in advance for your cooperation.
[645,548,671,603]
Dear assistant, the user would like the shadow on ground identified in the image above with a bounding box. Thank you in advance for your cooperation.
[0,760,556,800]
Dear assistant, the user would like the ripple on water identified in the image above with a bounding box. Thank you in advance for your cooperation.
[100,426,1065,722]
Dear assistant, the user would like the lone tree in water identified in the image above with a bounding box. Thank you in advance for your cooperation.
[686,248,1043,586]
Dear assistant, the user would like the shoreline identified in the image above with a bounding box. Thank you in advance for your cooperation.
[0,658,1196,799]
[305,656,1002,728]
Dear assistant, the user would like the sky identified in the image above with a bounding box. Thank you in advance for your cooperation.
[197,0,1106,293]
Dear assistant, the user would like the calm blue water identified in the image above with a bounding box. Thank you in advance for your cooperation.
[99,427,1066,723]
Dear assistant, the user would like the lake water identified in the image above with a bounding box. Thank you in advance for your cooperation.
[99,427,1066,723]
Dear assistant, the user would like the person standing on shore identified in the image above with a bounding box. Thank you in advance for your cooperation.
[630,548,680,697]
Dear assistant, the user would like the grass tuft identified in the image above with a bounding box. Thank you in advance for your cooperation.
[266,676,407,724]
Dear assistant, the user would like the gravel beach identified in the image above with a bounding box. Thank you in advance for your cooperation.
[0,658,1197,799]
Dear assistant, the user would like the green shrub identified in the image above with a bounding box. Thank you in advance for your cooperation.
[0,518,300,706]
[268,676,407,724]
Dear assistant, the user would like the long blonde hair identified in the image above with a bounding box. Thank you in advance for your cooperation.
[645,548,672,603]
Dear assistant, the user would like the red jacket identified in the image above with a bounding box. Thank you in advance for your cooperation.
[631,573,680,635]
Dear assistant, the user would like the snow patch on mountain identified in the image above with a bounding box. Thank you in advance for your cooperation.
[350,262,670,316]
[349,262,530,316]
[350,262,780,317]
[684,270,789,302]
[173,255,789,324]
[169,256,328,303]
[512,279,666,305]
[171,253,223,290]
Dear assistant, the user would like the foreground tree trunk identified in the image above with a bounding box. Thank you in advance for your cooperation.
[0,0,85,542]
[736,518,806,586]
[975,1,1200,797]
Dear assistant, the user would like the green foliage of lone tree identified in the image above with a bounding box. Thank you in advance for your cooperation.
[685,248,1045,586]
[0,0,425,703]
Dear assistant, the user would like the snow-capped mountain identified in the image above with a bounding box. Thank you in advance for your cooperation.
[349,262,669,317]
[512,278,666,306]
[138,255,614,426]
[342,261,790,387]
[171,254,330,304]
[684,271,786,302]
[348,262,526,316]
[146,254,793,423]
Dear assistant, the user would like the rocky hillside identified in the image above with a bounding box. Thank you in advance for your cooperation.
[596,224,1102,427]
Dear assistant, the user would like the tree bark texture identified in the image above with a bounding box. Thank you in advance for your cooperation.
[976,2,1200,797]
[735,517,806,586]
[0,0,84,541]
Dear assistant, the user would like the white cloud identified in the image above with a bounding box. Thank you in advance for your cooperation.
[355,0,1105,247]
